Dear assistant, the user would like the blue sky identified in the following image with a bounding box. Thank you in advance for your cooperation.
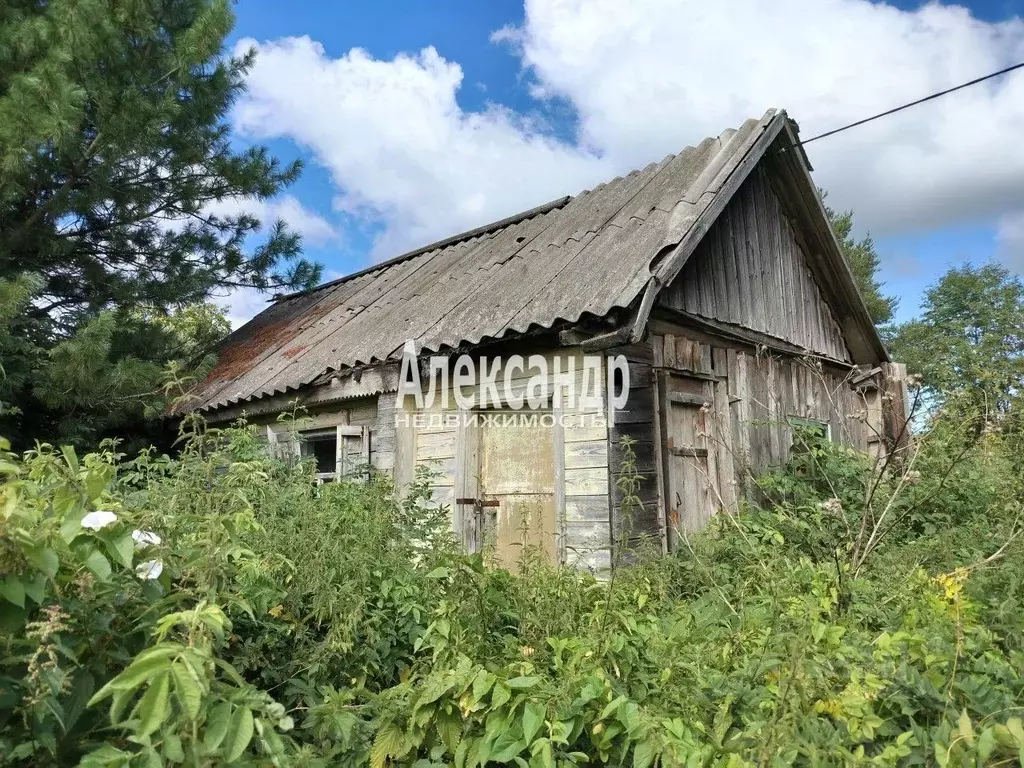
[222,0,1024,326]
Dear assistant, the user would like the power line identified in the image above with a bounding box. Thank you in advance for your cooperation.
[797,60,1024,147]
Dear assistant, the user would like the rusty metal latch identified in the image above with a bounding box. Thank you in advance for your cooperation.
[455,497,500,514]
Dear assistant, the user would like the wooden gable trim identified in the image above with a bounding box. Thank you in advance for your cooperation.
[630,111,888,366]
[629,110,788,343]
[759,122,888,364]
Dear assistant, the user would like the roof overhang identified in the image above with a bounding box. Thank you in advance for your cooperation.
[629,110,888,365]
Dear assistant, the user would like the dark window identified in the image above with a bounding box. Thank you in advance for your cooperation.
[306,436,335,474]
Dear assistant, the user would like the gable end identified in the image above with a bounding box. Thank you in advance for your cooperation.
[657,164,853,362]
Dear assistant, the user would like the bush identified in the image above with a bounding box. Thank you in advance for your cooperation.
[1,417,1023,766]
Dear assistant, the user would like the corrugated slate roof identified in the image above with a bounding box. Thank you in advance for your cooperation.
[188,109,781,413]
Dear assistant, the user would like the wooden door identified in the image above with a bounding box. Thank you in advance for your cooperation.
[479,415,557,570]
[664,377,716,549]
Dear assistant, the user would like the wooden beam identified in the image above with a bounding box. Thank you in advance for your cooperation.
[649,309,856,372]
[629,110,789,343]
[579,328,631,352]
[668,391,711,407]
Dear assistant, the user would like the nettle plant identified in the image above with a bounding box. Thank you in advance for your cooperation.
[0,438,293,766]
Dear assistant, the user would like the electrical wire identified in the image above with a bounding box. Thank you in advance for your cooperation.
[796,60,1024,147]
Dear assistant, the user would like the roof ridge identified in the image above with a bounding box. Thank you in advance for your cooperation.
[273,110,779,305]
[275,194,572,302]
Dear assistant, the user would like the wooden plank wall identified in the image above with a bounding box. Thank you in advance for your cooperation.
[652,328,878,516]
[606,341,662,553]
[659,165,852,363]
[372,392,398,476]
[559,352,612,574]
[253,396,379,460]
[407,348,613,573]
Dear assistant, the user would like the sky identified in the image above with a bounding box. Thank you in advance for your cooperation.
[218,0,1024,327]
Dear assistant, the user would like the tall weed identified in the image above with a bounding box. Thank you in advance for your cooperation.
[1,414,1023,766]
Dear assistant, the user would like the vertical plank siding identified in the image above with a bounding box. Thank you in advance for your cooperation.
[401,348,614,574]
[605,341,661,552]
[652,330,879,528]
[659,166,852,363]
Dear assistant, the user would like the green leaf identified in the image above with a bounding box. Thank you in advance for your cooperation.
[490,729,525,763]
[370,721,405,768]
[22,573,47,604]
[78,744,133,766]
[977,727,996,763]
[136,671,170,737]
[84,465,110,501]
[61,446,80,474]
[203,702,232,751]
[61,507,88,543]
[89,645,180,705]
[224,706,254,762]
[633,738,658,768]
[258,717,286,757]
[25,547,59,577]
[110,687,134,725]
[0,576,25,608]
[84,550,111,581]
[522,701,544,744]
[491,683,511,711]
[435,709,462,752]
[98,529,134,569]
[506,676,540,690]
[63,672,96,734]
[1007,717,1024,744]
[472,670,494,702]
[959,710,974,746]
[163,733,184,763]
[170,661,203,721]
[529,739,554,768]
[601,694,628,720]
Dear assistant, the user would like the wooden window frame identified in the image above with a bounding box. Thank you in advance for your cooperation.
[267,424,371,483]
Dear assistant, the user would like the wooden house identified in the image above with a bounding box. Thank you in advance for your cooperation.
[180,109,906,572]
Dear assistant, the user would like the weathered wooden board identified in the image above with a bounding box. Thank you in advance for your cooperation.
[658,166,852,363]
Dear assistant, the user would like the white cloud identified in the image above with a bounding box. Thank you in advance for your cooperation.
[232,37,612,259]
[216,286,270,330]
[206,194,339,247]
[217,268,347,329]
[230,0,1024,275]
[509,0,1024,234]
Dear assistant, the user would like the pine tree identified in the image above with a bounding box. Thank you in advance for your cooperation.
[826,206,898,326]
[0,0,320,447]
[0,0,320,324]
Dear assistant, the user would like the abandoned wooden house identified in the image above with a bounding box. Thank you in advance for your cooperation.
[181,108,907,573]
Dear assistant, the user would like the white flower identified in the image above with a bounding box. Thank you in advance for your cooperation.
[135,560,164,580]
[131,530,162,548]
[81,510,118,531]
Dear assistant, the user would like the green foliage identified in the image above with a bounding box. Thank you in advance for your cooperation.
[0,0,320,314]
[825,204,897,325]
[0,283,228,448]
[2,414,1024,766]
[887,263,1024,422]
[0,0,321,448]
